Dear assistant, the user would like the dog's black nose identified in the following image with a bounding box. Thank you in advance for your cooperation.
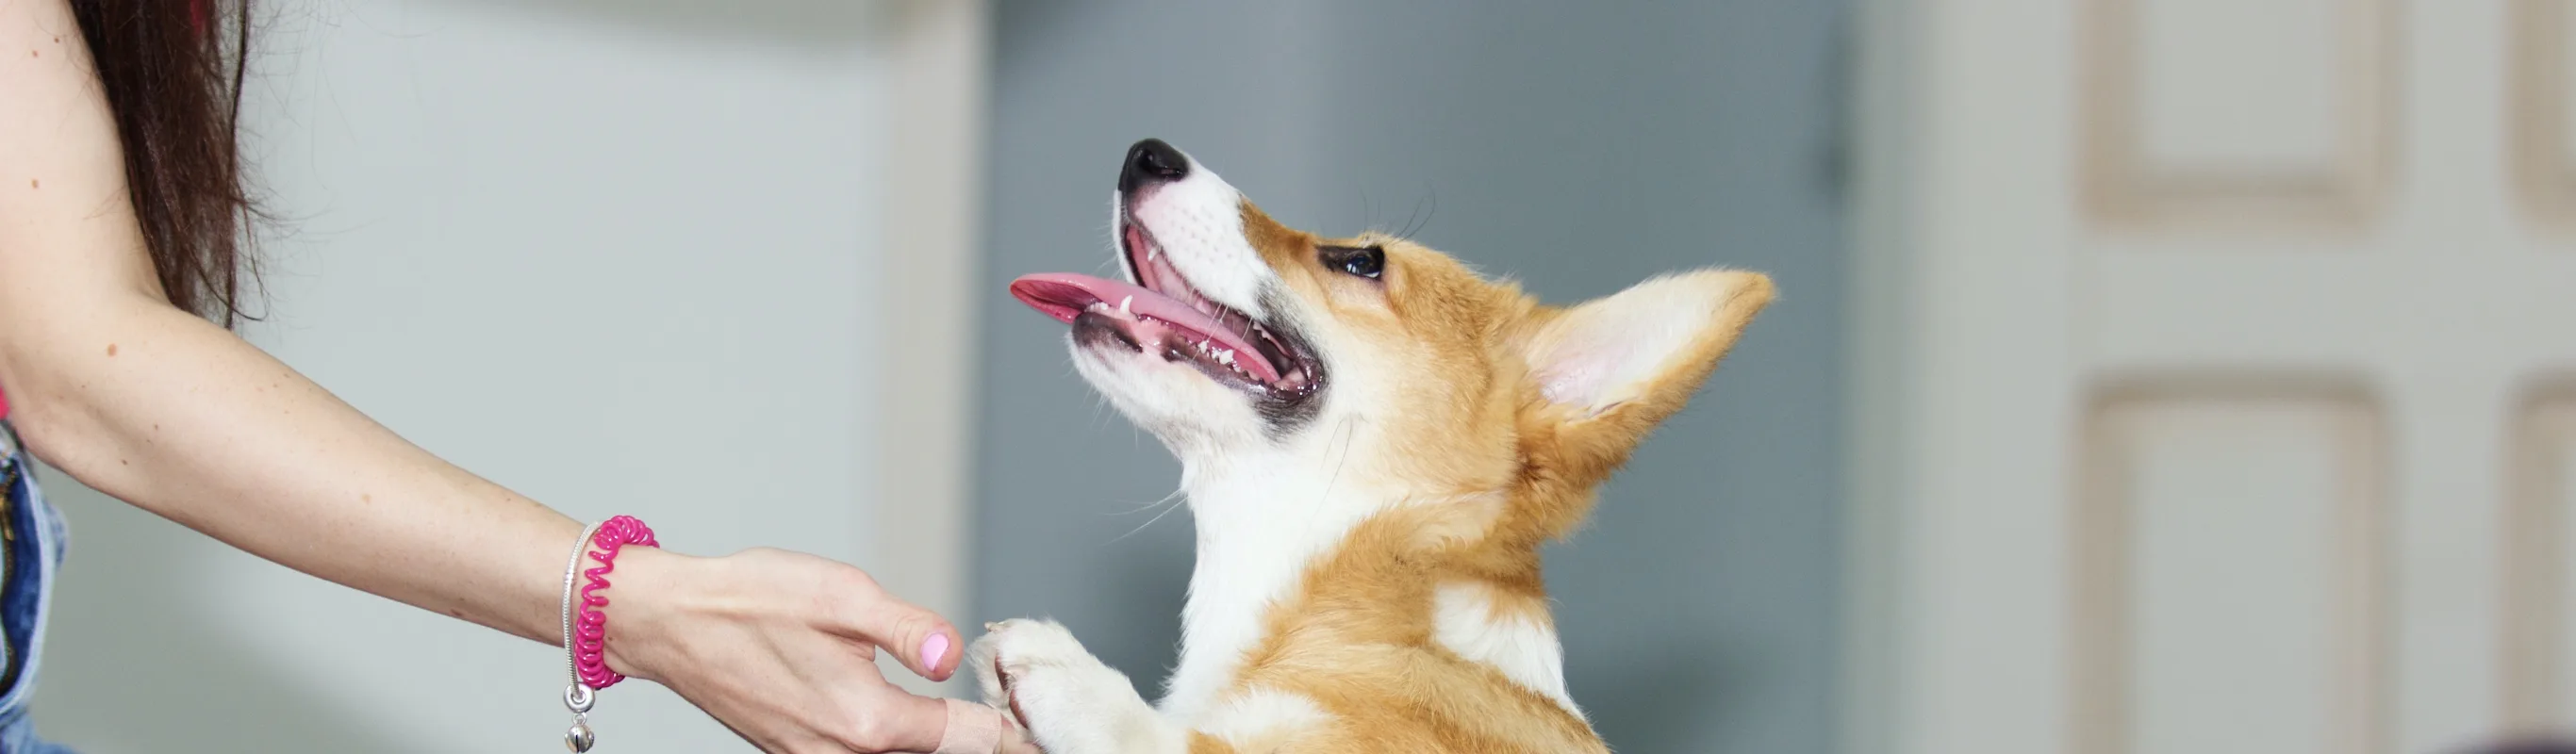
[1119,139,1190,194]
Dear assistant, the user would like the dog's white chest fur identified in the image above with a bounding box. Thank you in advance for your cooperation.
[1158,450,1382,721]
[1152,449,1582,724]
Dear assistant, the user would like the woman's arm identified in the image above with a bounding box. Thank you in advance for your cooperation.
[0,4,1004,752]
[1,0,583,659]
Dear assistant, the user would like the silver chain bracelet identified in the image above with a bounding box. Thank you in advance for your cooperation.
[558,520,606,752]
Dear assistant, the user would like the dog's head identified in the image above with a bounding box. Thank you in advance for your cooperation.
[1011,139,1771,535]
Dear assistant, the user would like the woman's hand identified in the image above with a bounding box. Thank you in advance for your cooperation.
[603,547,1040,754]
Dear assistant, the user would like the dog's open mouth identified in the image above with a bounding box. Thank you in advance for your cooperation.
[1009,218,1320,398]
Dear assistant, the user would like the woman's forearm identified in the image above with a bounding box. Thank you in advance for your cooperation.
[2,292,581,645]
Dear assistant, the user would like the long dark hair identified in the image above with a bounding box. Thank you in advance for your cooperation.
[68,0,260,327]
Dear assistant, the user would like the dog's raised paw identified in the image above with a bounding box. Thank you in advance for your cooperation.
[966,618,1160,754]
[968,618,1085,709]
[983,619,1088,666]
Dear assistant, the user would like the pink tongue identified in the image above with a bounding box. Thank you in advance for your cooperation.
[1008,272,1283,384]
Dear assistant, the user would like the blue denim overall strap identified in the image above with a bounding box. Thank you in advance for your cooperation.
[0,421,73,754]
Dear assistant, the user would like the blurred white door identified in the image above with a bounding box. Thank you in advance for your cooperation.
[1850,2,2576,753]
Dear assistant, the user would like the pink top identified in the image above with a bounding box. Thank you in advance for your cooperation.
[1,387,9,420]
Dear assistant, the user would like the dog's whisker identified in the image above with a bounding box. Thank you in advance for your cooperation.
[1304,415,1360,539]
[1395,185,1437,241]
[1100,486,1187,516]
[1104,491,1188,544]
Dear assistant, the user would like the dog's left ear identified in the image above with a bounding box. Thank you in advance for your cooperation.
[1517,269,1773,481]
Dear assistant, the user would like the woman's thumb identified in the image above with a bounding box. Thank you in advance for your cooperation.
[843,587,964,681]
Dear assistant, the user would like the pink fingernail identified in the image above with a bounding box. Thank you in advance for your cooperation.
[920,632,949,669]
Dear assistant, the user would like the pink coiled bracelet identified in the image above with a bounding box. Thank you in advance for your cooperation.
[557,516,659,752]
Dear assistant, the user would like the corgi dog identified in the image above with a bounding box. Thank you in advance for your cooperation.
[975,139,1772,753]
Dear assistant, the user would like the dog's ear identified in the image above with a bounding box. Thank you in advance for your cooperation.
[1515,270,1773,484]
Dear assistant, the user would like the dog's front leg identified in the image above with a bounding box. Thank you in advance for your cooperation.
[969,618,1192,754]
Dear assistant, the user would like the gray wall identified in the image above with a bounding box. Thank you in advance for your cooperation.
[970,2,1849,752]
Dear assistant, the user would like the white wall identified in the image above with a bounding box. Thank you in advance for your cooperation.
[25,1,928,750]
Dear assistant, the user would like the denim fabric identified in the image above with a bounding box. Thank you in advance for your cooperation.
[0,422,72,754]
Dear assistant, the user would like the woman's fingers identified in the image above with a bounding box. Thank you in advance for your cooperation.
[834,686,950,753]
[996,711,1043,754]
[663,551,1010,753]
[824,568,964,681]
[999,732,1044,754]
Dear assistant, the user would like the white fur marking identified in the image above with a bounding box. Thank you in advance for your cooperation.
[1433,583,1583,719]
[1199,687,1334,747]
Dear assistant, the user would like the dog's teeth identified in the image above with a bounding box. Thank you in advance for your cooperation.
[1118,295,1132,314]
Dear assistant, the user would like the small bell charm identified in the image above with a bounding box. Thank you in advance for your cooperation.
[562,682,599,752]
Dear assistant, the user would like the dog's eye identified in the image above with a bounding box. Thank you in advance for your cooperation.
[1320,245,1385,280]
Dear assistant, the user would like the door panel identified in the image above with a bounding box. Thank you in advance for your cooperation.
[2086,0,2388,229]
[2073,390,2386,754]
